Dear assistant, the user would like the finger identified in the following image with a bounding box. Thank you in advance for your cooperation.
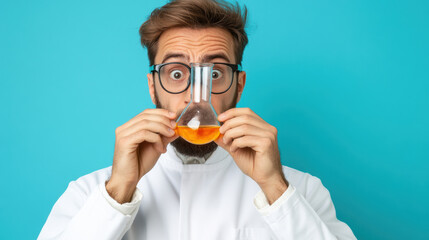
[161,134,180,148]
[143,108,177,119]
[127,113,177,132]
[219,115,268,135]
[127,129,165,153]
[218,108,262,122]
[214,133,229,152]
[230,135,267,153]
[119,109,176,131]
[215,133,239,157]
[121,120,176,139]
[222,124,269,145]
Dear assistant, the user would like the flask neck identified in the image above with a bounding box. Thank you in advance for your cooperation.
[191,65,212,103]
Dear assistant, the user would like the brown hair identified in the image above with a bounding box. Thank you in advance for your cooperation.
[139,0,248,65]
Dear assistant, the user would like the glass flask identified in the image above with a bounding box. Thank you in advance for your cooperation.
[175,63,220,145]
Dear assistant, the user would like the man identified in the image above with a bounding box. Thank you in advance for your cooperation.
[38,0,356,239]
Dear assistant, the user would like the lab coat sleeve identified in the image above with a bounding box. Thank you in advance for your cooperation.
[38,178,142,240]
[253,174,356,240]
[100,180,143,216]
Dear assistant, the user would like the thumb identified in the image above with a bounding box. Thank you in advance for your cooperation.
[214,134,232,154]
[161,135,179,151]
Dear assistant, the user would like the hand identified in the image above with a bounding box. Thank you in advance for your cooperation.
[106,109,179,203]
[215,108,288,204]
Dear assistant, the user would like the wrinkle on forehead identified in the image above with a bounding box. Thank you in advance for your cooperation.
[156,28,236,63]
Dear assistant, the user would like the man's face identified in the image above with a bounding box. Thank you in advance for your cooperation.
[147,27,246,157]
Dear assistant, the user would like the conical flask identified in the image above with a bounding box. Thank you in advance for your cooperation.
[175,63,220,145]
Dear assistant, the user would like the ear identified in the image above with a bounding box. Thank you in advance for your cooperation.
[147,73,156,105]
[235,71,246,103]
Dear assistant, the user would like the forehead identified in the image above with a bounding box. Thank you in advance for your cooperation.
[155,27,236,64]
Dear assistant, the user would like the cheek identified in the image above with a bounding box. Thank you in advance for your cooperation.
[211,91,235,114]
[157,90,190,113]
[211,97,222,114]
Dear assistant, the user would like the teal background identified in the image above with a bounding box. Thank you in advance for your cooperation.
[1,0,428,239]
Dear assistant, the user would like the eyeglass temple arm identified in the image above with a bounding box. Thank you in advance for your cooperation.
[149,65,156,72]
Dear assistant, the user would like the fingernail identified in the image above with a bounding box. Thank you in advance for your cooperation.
[169,128,175,134]
[171,121,176,128]
[218,114,224,121]
[169,111,175,117]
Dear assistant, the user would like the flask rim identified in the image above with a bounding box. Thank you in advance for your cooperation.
[190,62,214,68]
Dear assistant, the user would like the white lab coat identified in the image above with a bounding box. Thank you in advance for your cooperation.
[38,144,356,240]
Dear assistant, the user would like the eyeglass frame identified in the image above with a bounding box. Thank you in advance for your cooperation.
[149,62,242,94]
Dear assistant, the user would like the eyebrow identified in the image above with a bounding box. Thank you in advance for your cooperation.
[202,53,231,63]
[162,53,188,63]
[161,52,231,63]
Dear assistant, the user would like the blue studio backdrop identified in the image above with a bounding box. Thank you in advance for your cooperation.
[1,0,428,239]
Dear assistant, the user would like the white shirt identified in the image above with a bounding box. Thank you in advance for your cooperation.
[38,144,356,240]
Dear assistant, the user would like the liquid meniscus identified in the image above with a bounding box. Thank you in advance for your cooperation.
[175,125,220,145]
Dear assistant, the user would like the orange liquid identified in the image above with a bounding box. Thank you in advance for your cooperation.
[175,125,220,145]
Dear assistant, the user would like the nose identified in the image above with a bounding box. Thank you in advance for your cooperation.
[174,86,192,120]
[183,84,191,104]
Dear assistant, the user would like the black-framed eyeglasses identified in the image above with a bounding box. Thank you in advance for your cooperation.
[149,62,242,94]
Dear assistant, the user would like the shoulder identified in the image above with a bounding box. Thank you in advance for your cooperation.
[281,165,327,198]
[67,166,113,198]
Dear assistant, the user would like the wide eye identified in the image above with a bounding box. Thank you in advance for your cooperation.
[170,70,184,80]
[212,69,223,80]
